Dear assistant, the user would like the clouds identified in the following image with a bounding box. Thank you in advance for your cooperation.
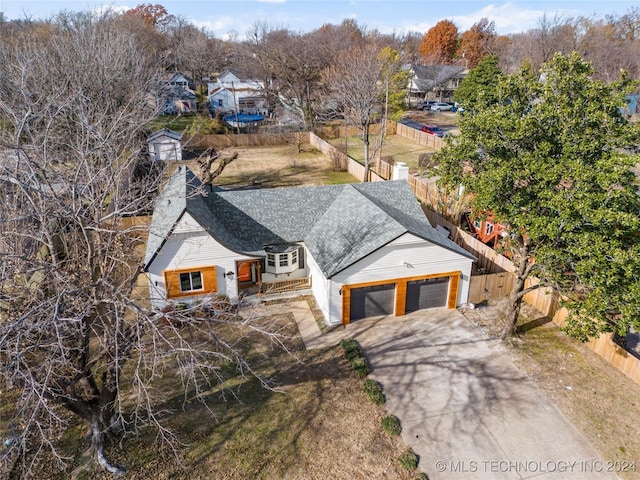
[1,0,635,37]
[394,2,581,36]
[450,2,578,34]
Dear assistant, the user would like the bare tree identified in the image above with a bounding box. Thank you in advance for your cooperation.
[246,23,330,129]
[0,11,283,477]
[165,20,230,88]
[322,44,386,182]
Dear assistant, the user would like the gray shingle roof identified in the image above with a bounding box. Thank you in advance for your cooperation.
[147,128,182,142]
[145,166,475,276]
[410,64,466,92]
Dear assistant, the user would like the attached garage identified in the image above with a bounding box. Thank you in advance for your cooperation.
[349,283,396,322]
[342,272,461,324]
[405,277,449,313]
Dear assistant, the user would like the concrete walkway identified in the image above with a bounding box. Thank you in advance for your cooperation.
[288,301,620,480]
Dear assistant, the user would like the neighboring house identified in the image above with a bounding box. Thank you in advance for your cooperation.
[145,166,476,325]
[207,69,269,116]
[167,72,196,91]
[159,72,197,114]
[406,64,467,104]
[461,212,507,248]
[147,128,182,162]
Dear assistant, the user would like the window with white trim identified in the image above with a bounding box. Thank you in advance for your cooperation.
[485,222,494,235]
[264,244,302,275]
[179,271,203,292]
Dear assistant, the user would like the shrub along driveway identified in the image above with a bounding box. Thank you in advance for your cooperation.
[345,308,621,480]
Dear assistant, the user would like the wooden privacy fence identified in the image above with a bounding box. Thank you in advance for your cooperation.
[419,201,640,386]
[314,122,396,141]
[308,132,385,182]
[464,249,640,386]
[468,273,514,304]
[421,206,515,274]
[408,175,444,212]
[395,123,445,150]
[185,132,307,149]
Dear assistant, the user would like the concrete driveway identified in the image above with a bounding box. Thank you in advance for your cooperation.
[345,308,620,480]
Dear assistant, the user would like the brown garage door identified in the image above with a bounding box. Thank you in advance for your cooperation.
[405,276,449,313]
[349,283,396,322]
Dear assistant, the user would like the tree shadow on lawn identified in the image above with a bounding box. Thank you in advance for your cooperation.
[216,164,319,189]
[516,315,552,334]
[105,347,358,479]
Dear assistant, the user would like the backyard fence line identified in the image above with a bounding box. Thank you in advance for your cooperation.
[421,206,515,274]
[184,132,308,149]
[395,123,445,149]
[454,225,640,386]
[308,132,386,182]
[468,273,514,304]
[314,122,396,141]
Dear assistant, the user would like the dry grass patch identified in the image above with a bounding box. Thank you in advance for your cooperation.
[328,135,435,172]
[212,144,358,188]
[8,309,413,480]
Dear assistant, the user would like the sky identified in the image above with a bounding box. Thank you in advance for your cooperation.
[1,0,638,39]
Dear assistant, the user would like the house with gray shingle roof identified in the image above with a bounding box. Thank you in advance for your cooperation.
[144,166,475,325]
[406,64,467,103]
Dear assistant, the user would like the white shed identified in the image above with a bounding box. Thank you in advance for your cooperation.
[147,128,182,162]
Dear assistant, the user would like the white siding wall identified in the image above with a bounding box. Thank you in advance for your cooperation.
[210,90,234,111]
[326,233,473,324]
[147,213,254,308]
[150,139,181,162]
[306,251,331,323]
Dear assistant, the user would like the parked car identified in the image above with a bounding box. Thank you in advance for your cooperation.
[420,100,437,111]
[398,118,425,131]
[430,102,453,112]
[421,125,445,137]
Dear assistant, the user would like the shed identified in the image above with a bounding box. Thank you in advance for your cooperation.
[147,128,182,162]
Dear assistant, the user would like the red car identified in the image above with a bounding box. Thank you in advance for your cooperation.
[421,125,445,137]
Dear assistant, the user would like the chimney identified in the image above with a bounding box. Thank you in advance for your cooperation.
[392,162,409,181]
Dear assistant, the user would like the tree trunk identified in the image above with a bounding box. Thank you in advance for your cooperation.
[500,242,532,339]
[362,124,370,182]
[500,277,526,338]
[90,417,124,476]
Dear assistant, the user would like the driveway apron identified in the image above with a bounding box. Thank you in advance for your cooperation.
[346,308,620,480]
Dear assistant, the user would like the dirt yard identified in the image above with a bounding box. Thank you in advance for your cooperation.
[404,110,461,134]
[462,301,640,480]
[208,144,358,188]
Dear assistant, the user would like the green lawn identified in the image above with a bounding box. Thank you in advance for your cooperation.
[147,113,200,133]
[323,170,359,185]
[328,134,436,172]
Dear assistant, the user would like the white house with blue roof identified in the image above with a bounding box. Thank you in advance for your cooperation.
[144,166,475,325]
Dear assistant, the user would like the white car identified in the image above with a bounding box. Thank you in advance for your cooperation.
[430,102,453,112]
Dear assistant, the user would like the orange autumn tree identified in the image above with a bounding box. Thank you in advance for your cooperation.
[124,3,172,31]
[458,18,496,68]
[419,20,459,64]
